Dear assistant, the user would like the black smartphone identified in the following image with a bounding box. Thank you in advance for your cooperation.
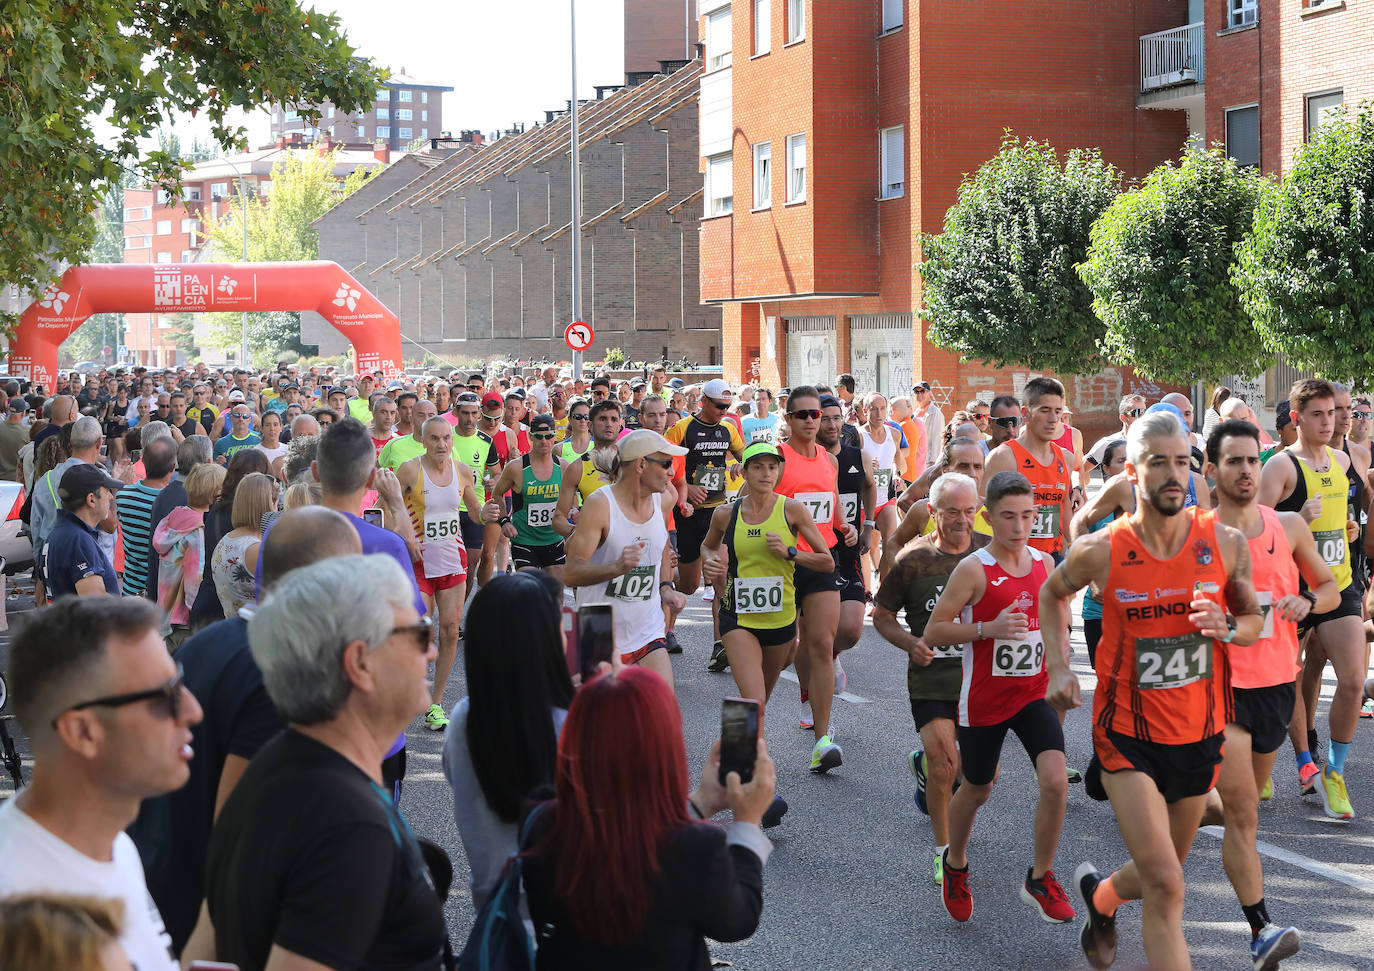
[362,507,384,528]
[718,697,760,786]
[576,603,615,681]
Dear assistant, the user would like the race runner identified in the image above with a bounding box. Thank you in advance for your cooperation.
[858,391,907,587]
[982,377,1073,565]
[873,471,988,888]
[450,391,502,592]
[638,393,686,654]
[489,414,565,580]
[397,416,484,731]
[883,435,991,574]
[924,471,1073,925]
[1042,409,1264,970]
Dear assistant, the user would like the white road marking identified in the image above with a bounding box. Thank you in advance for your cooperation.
[1199,825,1374,896]
[776,668,871,704]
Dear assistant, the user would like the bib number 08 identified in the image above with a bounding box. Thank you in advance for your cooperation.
[734,576,784,614]
[1314,528,1345,567]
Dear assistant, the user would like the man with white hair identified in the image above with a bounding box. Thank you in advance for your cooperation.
[202,555,446,970]
[31,416,121,572]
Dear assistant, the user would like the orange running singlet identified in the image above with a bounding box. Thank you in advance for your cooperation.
[777,441,839,552]
[1232,506,1300,690]
[1095,507,1232,745]
[1007,439,1070,555]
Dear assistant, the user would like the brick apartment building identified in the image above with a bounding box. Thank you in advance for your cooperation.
[702,0,1370,434]
[309,62,721,366]
[121,145,395,366]
[271,71,456,152]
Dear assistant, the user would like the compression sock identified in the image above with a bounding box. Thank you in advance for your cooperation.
[1092,874,1128,918]
[1296,749,1315,771]
[1329,739,1351,775]
[1242,900,1270,939]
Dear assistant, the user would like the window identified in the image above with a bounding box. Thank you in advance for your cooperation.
[156,189,171,205]
[398,90,413,102]
[327,105,334,118]
[377,126,391,139]
[421,92,428,103]
[210,182,228,200]
[155,220,171,235]
[124,235,150,249]
[707,153,733,216]
[880,126,904,198]
[882,0,903,30]
[284,108,300,122]
[786,133,806,203]
[786,0,804,43]
[421,129,428,139]
[180,218,198,233]
[354,123,366,138]
[376,87,388,100]
[1307,90,1344,138]
[1225,105,1259,168]
[754,0,770,55]
[707,8,732,71]
[421,109,428,121]
[180,250,195,263]
[183,187,201,202]
[377,107,390,120]
[1229,0,1257,27]
[156,251,172,264]
[396,108,412,120]
[123,206,150,221]
[399,127,413,139]
[753,142,772,209]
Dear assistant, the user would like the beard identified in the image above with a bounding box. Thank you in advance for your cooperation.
[1145,484,1185,516]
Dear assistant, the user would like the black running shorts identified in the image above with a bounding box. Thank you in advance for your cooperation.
[956,698,1064,787]
[719,610,797,648]
[674,505,714,565]
[834,541,867,604]
[1231,682,1297,755]
[911,698,958,732]
[510,540,567,570]
[1096,729,1224,803]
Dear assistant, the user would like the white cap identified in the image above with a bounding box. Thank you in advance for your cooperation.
[558,368,572,379]
[618,429,688,461]
[702,378,732,399]
[227,389,246,402]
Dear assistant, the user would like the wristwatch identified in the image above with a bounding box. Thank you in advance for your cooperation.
[1220,613,1238,644]
[1300,589,1319,608]
[786,545,798,561]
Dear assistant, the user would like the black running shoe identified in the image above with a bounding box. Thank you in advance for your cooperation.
[1075,862,1118,969]
[761,796,789,829]
[665,630,683,654]
[707,640,730,672]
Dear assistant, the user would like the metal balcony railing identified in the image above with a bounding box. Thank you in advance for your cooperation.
[1140,22,1204,93]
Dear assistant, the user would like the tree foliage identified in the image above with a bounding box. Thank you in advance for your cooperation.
[1080,147,1268,384]
[920,135,1120,375]
[0,0,382,331]
[1235,109,1374,384]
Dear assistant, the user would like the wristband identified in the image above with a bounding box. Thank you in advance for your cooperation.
[660,580,675,589]
[1300,589,1318,608]
[976,620,983,640]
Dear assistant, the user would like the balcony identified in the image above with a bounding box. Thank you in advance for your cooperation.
[1140,22,1204,92]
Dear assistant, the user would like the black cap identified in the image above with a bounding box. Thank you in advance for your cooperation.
[58,463,123,504]
[591,376,610,389]
[819,394,842,409]
[913,381,931,392]
[7,398,28,414]
[530,413,556,432]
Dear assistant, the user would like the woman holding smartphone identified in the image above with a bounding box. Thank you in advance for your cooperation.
[700,442,834,737]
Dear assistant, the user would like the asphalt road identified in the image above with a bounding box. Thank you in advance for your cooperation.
[5,575,1374,969]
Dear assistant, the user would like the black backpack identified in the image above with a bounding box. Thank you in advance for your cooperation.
[457,803,549,971]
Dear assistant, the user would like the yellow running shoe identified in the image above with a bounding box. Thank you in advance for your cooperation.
[1260,776,1272,802]
[934,849,944,886]
[1317,766,1354,820]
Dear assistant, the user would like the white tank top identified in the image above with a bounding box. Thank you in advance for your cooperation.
[575,486,668,654]
[860,423,900,498]
[417,460,467,578]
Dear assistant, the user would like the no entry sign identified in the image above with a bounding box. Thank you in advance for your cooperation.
[564,320,593,352]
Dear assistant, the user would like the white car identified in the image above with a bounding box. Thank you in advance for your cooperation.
[0,481,33,576]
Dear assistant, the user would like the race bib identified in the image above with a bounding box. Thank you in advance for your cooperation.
[607,566,656,602]
[873,468,893,498]
[840,492,860,523]
[693,465,726,493]
[750,426,775,444]
[1136,632,1212,689]
[1257,590,1274,641]
[1031,503,1061,540]
[795,492,833,524]
[525,502,556,529]
[424,513,462,542]
[1314,528,1345,567]
[992,634,1045,678]
[734,576,785,614]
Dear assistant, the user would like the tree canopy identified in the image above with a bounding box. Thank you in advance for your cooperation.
[920,135,1120,376]
[1081,147,1269,384]
[1235,108,1374,384]
[0,0,382,331]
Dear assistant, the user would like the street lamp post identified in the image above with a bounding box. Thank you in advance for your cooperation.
[570,0,584,380]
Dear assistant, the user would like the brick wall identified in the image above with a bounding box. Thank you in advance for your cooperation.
[625,0,696,74]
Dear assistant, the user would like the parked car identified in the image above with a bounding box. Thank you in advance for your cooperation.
[0,481,33,576]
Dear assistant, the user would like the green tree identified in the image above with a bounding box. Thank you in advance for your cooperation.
[1080,147,1269,384]
[60,173,135,365]
[920,135,1120,375]
[0,0,382,330]
[1235,108,1374,383]
[161,312,200,358]
[202,151,378,362]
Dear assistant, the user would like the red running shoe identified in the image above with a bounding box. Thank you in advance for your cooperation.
[941,851,972,922]
[1021,868,1075,923]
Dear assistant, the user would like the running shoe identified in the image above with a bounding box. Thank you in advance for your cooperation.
[933,849,944,886]
[1260,776,1273,802]
[1361,698,1374,719]
[1021,868,1075,924]
[702,586,715,602]
[761,796,789,829]
[833,656,847,695]
[1250,923,1300,971]
[1297,761,1320,795]
[909,749,929,816]
[799,708,814,730]
[424,704,449,731]
[707,640,730,673]
[809,735,843,773]
[1316,766,1354,820]
[1074,862,1118,970]
[941,851,972,922]
[1066,766,1083,784]
[665,630,682,654]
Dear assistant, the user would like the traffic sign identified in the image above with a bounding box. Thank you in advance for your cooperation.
[102,346,113,356]
[564,320,593,352]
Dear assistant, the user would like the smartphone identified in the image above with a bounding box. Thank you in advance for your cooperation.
[576,603,615,681]
[99,444,108,458]
[719,697,760,786]
[362,507,384,528]
[561,604,578,678]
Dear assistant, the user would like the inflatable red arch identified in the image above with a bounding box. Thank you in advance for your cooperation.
[8,262,402,388]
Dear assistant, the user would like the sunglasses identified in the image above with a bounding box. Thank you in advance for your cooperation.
[1123,408,1144,418]
[789,408,822,420]
[641,456,675,469]
[1354,411,1371,420]
[570,413,590,421]
[532,432,556,440]
[991,415,1021,428]
[56,663,187,727]
[391,616,434,652]
[232,412,251,419]
[706,397,732,409]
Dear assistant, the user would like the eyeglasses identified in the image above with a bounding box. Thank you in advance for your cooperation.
[570,413,590,421]
[1123,408,1144,418]
[788,409,822,420]
[390,616,433,652]
[641,456,675,469]
[532,432,556,440]
[991,415,1021,428]
[55,664,187,727]
[468,384,483,391]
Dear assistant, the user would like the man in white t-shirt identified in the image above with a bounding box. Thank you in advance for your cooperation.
[1084,393,1145,479]
[0,595,202,970]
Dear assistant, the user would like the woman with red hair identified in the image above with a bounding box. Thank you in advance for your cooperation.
[522,666,776,969]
